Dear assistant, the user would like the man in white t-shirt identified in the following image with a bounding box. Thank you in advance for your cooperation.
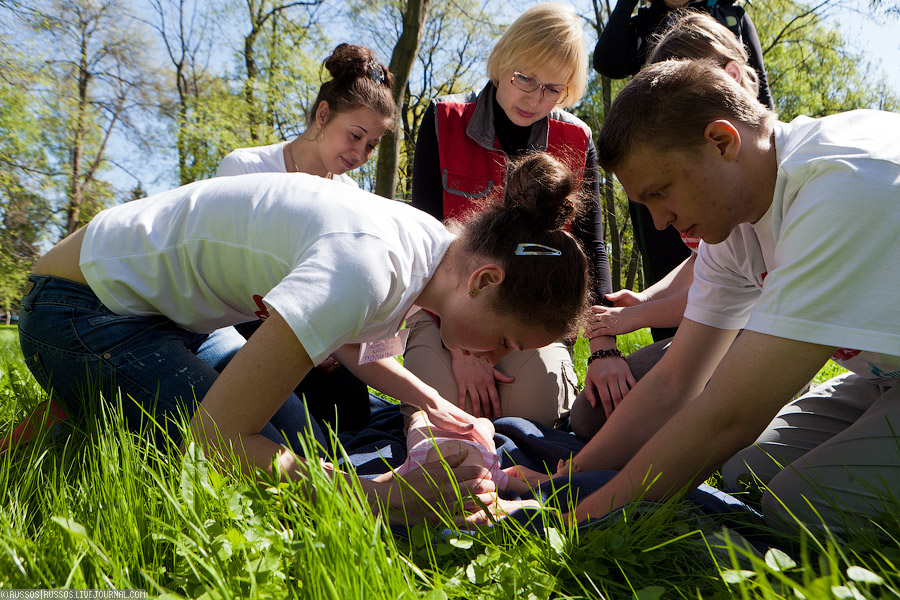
[552,59,900,532]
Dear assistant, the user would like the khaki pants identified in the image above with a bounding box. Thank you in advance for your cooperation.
[722,373,900,533]
[402,311,577,426]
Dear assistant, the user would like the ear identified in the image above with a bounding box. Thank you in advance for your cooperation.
[467,263,505,295]
[723,60,742,85]
[315,101,330,129]
[704,120,741,162]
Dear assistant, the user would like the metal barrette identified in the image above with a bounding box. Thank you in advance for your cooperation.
[366,60,385,85]
[515,243,561,256]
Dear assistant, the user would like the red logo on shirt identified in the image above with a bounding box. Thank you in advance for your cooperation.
[679,231,701,250]
[832,347,861,362]
[253,295,269,320]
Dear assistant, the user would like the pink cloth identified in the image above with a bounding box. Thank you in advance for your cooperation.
[394,413,508,489]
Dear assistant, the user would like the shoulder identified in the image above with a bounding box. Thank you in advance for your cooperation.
[333,173,359,188]
[432,88,481,125]
[777,111,900,168]
[434,87,481,108]
[548,108,592,145]
[216,142,287,176]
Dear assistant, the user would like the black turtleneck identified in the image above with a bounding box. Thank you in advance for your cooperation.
[492,94,532,157]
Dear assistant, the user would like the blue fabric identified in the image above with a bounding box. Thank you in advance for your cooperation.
[18,274,325,452]
[334,403,771,548]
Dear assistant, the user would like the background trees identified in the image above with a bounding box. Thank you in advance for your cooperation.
[1,0,898,309]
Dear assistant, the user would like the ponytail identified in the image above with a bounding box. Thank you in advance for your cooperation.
[453,153,589,336]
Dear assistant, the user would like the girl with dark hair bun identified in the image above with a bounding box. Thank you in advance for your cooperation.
[19,155,588,520]
[217,43,396,185]
[216,43,396,431]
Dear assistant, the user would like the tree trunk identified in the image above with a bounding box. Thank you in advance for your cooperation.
[67,32,91,235]
[600,74,622,288]
[625,242,640,291]
[244,28,261,143]
[374,0,431,199]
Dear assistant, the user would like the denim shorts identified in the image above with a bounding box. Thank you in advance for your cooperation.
[18,274,323,451]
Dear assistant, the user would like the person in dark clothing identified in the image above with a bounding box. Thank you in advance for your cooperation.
[593,0,773,341]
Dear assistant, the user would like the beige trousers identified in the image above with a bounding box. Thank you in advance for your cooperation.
[402,311,578,426]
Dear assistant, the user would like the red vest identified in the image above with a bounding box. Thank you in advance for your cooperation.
[435,99,590,219]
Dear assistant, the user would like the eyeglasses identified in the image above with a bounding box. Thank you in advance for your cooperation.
[510,72,569,104]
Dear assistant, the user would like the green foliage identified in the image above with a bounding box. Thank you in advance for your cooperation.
[170,76,258,183]
[749,0,900,119]
[0,63,52,311]
[0,330,897,597]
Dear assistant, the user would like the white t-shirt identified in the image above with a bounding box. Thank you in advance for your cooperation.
[80,173,454,365]
[685,110,900,379]
[216,141,358,188]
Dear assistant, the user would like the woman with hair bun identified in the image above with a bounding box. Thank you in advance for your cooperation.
[19,153,588,520]
[407,2,633,427]
[217,43,396,184]
[216,43,396,431]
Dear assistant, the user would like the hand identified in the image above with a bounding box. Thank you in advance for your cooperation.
[384,448,497,524]
[606,289,646,308]
[555,457,583,477]
[584,302,644,338]
[583,355,636,416]
[501,472,534,494]
[449,350,514,419]
[316,356,341,374]
[464,498,544,525]
[420,394,495,448]
[503,464,552,487]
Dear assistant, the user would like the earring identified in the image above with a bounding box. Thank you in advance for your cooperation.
[468,289,476,298]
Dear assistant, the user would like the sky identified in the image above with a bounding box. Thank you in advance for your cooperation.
[828,6,900,93]
[91,0,900,200]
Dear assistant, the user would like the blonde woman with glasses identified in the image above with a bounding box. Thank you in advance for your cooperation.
[407,3,635,427]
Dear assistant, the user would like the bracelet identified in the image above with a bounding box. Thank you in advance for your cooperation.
[587,348,625,365]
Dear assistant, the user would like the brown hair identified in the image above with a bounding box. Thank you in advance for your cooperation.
[648,10,759,96]
[452,153,589,336]
[309,43,397,130]
[596,59,774,173]
[486,3,588,108]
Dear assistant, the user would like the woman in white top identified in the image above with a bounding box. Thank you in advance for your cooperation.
[217,43,396,431]
[216,43,394,184]
[19,153,590,519]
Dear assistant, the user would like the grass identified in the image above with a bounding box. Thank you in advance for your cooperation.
[5,325,900,599]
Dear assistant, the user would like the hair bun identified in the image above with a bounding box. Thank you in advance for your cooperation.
[503,153,581,230]
[323,43,393,88]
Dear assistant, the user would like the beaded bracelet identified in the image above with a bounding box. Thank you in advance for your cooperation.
[587,348,625,365]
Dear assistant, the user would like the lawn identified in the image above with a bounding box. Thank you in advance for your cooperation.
[2,325,899,599]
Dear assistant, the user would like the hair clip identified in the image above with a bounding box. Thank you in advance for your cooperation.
[366,60,385,85]
[515,243,561,256]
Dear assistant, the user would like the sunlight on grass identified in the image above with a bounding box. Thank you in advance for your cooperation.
[1,327,897,598]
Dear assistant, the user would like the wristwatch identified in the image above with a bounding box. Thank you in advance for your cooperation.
[587,348,625,365]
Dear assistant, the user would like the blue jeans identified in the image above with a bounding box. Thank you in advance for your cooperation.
[18,275,325,453]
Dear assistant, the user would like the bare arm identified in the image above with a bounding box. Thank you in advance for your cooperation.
[189,313,492,518]
[585,256,695,337]
[642,255,695,302]
[574,319,738,471]
[573,330,835,521]
[332,344,482,442]
[189,310,313,477]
